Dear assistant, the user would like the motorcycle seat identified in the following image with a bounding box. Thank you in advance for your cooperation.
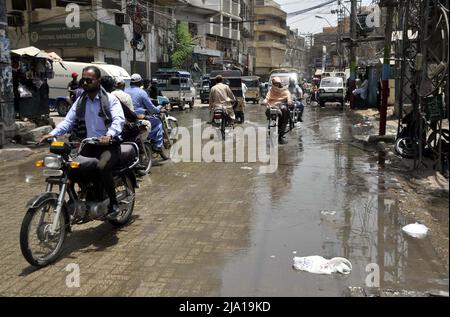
[119,143,138,167]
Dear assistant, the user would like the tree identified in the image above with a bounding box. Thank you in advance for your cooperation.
[170,22,193,69]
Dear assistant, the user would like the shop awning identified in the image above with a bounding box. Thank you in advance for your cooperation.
[10,46,58,60]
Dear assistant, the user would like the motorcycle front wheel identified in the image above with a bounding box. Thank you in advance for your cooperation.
[20,199,67,267]
[168,119,179,141]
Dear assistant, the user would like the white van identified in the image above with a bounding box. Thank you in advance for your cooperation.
[48,61,131,116]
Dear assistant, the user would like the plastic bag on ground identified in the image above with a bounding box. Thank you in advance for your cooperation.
[402,223,429,239]
[293,256,352,275]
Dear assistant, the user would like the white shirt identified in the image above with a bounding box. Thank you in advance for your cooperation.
[112,89,134,111]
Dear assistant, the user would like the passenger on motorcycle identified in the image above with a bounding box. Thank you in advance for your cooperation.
[288,78,304,122]
[262,76,293,144]
[209,75,236,123]
[39,66,126,219]
[125,73,166,151]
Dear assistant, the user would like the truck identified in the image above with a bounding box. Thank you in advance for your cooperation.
[155,69,196,110]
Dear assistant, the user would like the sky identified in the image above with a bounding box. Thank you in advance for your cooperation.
[276,0,374,35]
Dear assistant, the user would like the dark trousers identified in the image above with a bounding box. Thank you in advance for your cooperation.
[266,105,289,139]
[76,143,121,206]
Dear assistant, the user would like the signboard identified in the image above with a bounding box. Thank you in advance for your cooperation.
[29,22,124,51]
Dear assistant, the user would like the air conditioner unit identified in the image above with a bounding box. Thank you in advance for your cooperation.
[7,12,24,27]
[115,13,130,26]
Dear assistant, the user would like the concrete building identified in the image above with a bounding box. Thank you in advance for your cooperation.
[250,0,287,80]
[285,28,307,78]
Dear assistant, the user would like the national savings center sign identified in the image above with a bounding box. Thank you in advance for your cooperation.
[30,22,97,48]
[29,22,124,51]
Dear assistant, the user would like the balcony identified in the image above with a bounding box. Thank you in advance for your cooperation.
[250,41,286,50]
[255,57,281,68]
[222,0,240,18]
[255,6,286,19]
[255,24,287,36]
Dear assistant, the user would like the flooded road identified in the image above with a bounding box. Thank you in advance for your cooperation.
[0,104,448,296]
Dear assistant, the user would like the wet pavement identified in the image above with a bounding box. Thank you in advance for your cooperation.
[0,103,448,296]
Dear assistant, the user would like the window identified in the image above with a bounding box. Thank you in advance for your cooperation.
[32,0,51,10]
[259,35,266,41]
[320,77,343,87]
[12,0,27,11]
[56,0,92,6]
[102,0,121,10]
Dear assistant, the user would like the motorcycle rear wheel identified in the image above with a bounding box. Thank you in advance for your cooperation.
[138,142,153,174]
[20,199,67,267]
[109,176,135,227]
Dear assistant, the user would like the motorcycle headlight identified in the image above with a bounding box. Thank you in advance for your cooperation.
[44,155,62,169]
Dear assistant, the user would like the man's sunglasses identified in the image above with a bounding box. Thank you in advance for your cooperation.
[80,77,94,84]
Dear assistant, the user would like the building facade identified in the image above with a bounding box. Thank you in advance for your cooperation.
[285,28,307,79]
[250,0,287,80]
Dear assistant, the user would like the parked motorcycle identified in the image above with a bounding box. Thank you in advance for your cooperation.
[20,137,139,267]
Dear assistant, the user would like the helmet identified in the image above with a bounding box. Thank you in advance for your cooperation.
[71,72,78,78]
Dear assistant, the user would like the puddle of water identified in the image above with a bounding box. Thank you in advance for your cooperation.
[219,110,448,296]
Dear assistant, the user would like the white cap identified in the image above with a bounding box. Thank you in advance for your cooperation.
[115,76,125,85]
[130,73,142,83]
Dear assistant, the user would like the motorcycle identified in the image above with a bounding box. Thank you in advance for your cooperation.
[288,100,301,130]
[144,106,176,161]
[20,137,139,267]
[265,101,289,145]
[212,104,234,140]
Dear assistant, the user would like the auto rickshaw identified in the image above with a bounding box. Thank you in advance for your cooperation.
[242,76,261,104]
[209,70,244,123]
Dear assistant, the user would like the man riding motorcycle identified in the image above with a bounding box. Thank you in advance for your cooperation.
[262,76,293,144]
[288,78,304,122]
[40,66,125,220]
[125,73,166,151]
[209,75,236,123]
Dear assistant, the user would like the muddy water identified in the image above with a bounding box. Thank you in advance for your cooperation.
[213,106,448,296]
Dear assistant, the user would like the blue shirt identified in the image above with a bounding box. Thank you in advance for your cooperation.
[50,92,125,138]
[124,86,160,115]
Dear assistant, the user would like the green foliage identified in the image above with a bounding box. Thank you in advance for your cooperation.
[170,22,193,69]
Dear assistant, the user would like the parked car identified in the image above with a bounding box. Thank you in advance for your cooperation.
[317,76,345,108]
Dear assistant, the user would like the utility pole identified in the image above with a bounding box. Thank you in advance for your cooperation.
[349,0,357,109]
[379,3,394,136]
[0,1,14,147]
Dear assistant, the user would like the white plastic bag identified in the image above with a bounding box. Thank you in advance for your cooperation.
[293,256,352,275]
[402,223,429,239]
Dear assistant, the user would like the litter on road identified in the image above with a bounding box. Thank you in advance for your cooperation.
[293,256,352,275]
[320,210,337,216]
[402,223,429,239]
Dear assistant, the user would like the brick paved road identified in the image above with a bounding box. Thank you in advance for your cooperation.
[0,105,448,296]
